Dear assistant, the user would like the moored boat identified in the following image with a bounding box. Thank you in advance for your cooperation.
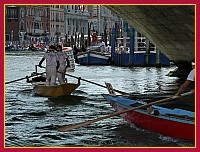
[77,46,111,65]
[102,94,195,140]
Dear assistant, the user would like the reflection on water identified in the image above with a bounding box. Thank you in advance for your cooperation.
[5,51,195,147]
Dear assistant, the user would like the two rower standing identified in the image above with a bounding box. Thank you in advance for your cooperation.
[38,45,69,86]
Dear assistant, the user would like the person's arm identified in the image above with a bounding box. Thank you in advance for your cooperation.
[39,58,45,67]
[175,80,191,96]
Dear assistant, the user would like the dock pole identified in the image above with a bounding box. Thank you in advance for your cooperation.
[156,48,161,68]
[111,28,116,64]
[130,28,135,66]
[145,39,150,66]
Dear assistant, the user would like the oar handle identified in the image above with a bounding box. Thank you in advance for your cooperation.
[57,90,194,132]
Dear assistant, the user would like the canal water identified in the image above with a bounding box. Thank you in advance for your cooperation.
[5,51,194,147]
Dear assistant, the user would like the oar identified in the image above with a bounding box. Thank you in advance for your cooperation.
[37,65,128,95]
[57,91,194,132]
[64,73,128,95]
[5,72,45,84]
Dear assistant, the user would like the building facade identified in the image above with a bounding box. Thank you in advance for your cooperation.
[5,6,20,46]
[5,5,122,48]
[5,5,48,47]
[25,6,48,45]
[88,6,120,35]
[49,5,65,43]
[64,5,90,37]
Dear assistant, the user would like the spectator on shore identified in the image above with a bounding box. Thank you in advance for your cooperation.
[91,32,98,46]
[99,40,105,53]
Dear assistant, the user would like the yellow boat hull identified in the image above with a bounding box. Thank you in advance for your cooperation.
[33,82,80,97]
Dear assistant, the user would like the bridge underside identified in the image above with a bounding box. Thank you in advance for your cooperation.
[106,5,195,68]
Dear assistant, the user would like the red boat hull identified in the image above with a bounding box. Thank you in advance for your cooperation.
[111,103,195,141]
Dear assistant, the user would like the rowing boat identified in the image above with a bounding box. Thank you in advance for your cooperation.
[102,94,195,140]
[27,75,80,97]
[77,46,111,65]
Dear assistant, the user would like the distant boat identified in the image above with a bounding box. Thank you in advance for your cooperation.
[77,46,111,65]
[27,76,80,97]
[102,94,195,140]
[30,43,47,52]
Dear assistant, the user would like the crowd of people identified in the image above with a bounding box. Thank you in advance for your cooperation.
[38,45,70,86]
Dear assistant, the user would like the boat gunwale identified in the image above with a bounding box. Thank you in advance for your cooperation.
[32,81,80,97]
[102,94,195,124]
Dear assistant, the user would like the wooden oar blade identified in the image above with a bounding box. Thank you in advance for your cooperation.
[57,111,120,132]
[57,122,88,132]
[58,117,104,132]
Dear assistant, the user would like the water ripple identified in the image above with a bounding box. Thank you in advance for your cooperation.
[5,52,195,147]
